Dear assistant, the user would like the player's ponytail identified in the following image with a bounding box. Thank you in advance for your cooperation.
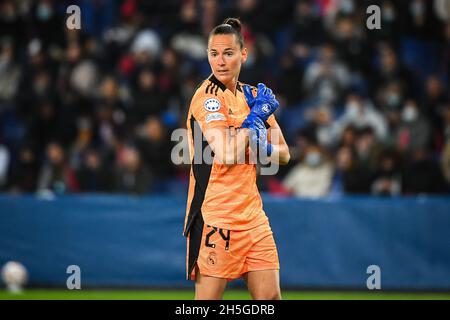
[209,17,244,48]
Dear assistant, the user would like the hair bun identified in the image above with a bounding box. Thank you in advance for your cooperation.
[223,18,242,33]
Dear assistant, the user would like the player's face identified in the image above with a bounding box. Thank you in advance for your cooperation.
[207,34,247,89]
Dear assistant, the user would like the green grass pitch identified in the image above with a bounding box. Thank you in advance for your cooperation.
[1,289,450,300]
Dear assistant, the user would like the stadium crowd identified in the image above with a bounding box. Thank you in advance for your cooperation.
[0,0,449,197]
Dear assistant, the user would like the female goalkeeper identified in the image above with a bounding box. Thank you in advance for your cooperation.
[183,17,290,300]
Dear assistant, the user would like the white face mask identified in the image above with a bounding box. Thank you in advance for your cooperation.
[306,152,322,167]
[340,0,355,14]
[37,4,53,21]
[346,102,360,119]
[402,106,418,122]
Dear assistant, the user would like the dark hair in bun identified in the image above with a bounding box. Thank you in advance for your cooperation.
[209,17,244,48]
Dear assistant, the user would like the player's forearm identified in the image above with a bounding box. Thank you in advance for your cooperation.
[269,143,290,165]
[223,129,249,165]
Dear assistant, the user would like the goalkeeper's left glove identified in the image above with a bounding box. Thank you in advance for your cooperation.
[241,83,279,128]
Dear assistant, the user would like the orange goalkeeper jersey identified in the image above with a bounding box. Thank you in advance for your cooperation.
[183,74,277,236]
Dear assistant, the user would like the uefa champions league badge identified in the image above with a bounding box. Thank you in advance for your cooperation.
[204,98,221,112]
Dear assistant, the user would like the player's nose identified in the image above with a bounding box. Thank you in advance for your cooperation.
[217,55,226,65]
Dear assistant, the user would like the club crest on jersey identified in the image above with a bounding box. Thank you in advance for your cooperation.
[204,98,221,112]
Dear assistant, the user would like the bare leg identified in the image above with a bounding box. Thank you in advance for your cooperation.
[195,267,228,300]
[244,269,281,300]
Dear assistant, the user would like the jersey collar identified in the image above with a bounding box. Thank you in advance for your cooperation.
[209,74,242,94]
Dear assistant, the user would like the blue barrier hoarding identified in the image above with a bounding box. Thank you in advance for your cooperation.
[0,194,449,290]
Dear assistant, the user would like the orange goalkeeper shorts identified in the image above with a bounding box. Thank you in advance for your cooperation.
[186,214,279,281]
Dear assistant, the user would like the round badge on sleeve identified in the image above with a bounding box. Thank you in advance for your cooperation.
[204,98,221,112]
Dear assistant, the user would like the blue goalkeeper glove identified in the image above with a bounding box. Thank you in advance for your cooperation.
[241,83,279,128]
[248,117,273,157]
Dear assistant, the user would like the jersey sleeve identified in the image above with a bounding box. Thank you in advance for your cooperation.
[190,92,229,132]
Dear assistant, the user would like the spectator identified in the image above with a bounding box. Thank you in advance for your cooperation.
[282,144,334,198]
[7,144,39,193]
[371,149,402,196]
[113,145,152,195]
[333,145,373,194]
[330,13,370,74]
[333,93,388,142]
[303,43,351,105]
[68,117,94,170]
[129,68,166,126]
[37,141,79,194]
[402,148,446,194]
[371,45,415,99]
[441,138,450,188]
[302,105,336,148]
[442,103,450,141]
[355,126,383,173]
[0,141,9,190]
[291,0,326,55]
[422,75,448,151]
[0,38,21,105]
[395,99,431,154]
[277,51,304,106]
[0,1,447,196]
[76,149,112,192]
[134,116,174,182]
[26,99,71,155]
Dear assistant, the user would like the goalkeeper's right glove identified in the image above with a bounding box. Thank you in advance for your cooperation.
[248,116,273,158]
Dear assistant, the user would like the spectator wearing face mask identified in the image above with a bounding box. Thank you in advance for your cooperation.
[395,99,431,154]
[333,93,387,143]
[282,144,333,198]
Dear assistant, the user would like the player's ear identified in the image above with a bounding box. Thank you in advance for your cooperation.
[241,47,248,63]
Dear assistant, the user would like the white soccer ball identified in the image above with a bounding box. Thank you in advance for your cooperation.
[1,261,28,293]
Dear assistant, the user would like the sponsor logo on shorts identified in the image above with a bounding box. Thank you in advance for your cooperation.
[204,98,221,112]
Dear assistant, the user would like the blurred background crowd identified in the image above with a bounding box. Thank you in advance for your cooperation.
[0,0,449,197]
